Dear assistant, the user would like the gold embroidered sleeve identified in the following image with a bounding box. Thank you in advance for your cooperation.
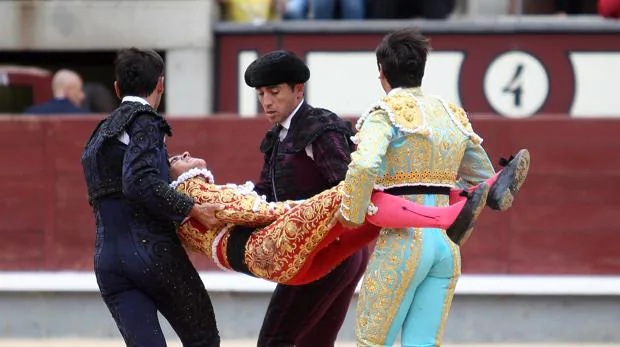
[457,141,496,187]
[175,177,298,227]
[340,109,393,225]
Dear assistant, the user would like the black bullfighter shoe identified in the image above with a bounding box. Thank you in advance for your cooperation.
[487,149,530,211]
[446,182,490,246]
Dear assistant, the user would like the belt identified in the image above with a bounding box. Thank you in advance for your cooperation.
[384,186,450,196]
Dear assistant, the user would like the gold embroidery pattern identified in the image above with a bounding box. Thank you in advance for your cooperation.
[447,102,472,131]
[177,178,296,227]
[446,101,482,144]
[174,176,345,283]
[435,232,461,345]
[377,95,473,189]
[174,177,297,258]
[342,110,393,224]
[340,170,374,224]
[176,218,220,257]
[382,93,424,132]
[245,185,343,283]
[356,195,425,346]
[251,233,278,273]
[356,227,423,345]
[376,170,457,188]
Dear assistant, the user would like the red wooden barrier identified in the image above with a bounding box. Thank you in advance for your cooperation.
[0,115,617,274]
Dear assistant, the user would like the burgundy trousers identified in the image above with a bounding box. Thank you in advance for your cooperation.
[257,247,370,347]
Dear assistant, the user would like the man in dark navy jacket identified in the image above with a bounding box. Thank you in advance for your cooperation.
[81,48,222,347]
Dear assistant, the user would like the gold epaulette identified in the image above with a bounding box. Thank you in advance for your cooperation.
[382,93,427,134]
[356,92,429,136]
[445,101,482,144]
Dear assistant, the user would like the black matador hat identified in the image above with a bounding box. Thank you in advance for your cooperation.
[244,50,310,88]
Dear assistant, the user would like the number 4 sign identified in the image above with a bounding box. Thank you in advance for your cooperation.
[483,50,550,118]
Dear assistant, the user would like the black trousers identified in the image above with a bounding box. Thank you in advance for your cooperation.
[95,224,220,347]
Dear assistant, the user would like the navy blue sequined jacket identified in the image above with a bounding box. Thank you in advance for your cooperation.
[81,102,194,236]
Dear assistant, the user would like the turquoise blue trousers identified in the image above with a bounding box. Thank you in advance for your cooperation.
[356,194,461,347]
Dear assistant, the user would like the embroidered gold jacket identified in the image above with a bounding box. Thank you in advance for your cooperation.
[339,87,495,225]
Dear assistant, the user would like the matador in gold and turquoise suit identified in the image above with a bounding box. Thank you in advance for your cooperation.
[339,86,505,346]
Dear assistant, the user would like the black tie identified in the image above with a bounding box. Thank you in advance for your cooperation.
[269,124,283,201]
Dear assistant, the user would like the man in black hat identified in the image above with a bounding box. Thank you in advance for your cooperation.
[244,50,369,346]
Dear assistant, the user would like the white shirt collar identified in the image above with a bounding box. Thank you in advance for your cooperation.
[122,96,150,106]
[387,87,403,96]
[280,99,305,130]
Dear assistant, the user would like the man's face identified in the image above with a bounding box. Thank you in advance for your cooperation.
[256,83,303,124]
[169,152,207,180]
[66,77,85,107]
[152,76,165,110]
[378,63,390,93]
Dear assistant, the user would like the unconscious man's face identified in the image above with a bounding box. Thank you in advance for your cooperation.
[169,152,207,179]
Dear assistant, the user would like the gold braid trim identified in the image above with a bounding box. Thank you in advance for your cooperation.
[245,184,343,283]
[177,177,297,227]
[446,102,483,144]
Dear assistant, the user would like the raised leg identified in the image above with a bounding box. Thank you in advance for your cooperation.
[455,148,530,211]
[446,183,490,246]
[487,149,530,211]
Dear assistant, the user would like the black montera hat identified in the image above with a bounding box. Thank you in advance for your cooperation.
[244,50,310,88]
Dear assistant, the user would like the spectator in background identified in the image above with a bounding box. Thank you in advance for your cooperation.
[554,0,586,14]
[217,0,281,23]
[24,69,88,115]
[366,0,455,20]
[599,0,620,17]
[312,0,364,19]
[282,0,308,19]
[220,0,365,20]
[82,82,118,114]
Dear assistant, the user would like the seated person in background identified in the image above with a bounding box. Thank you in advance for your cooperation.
[217,0,281,23]
[555,0,586,14]
[366,0,455,20]
[82,82,117,113]
[312,0,365,19]
[599,0,620,18]
[168,149,528,285]
[24,69,89,115]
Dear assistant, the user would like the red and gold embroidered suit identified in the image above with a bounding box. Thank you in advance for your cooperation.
[174,175,380,285]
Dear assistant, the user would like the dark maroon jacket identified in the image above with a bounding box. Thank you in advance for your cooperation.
[255,102,355,202]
